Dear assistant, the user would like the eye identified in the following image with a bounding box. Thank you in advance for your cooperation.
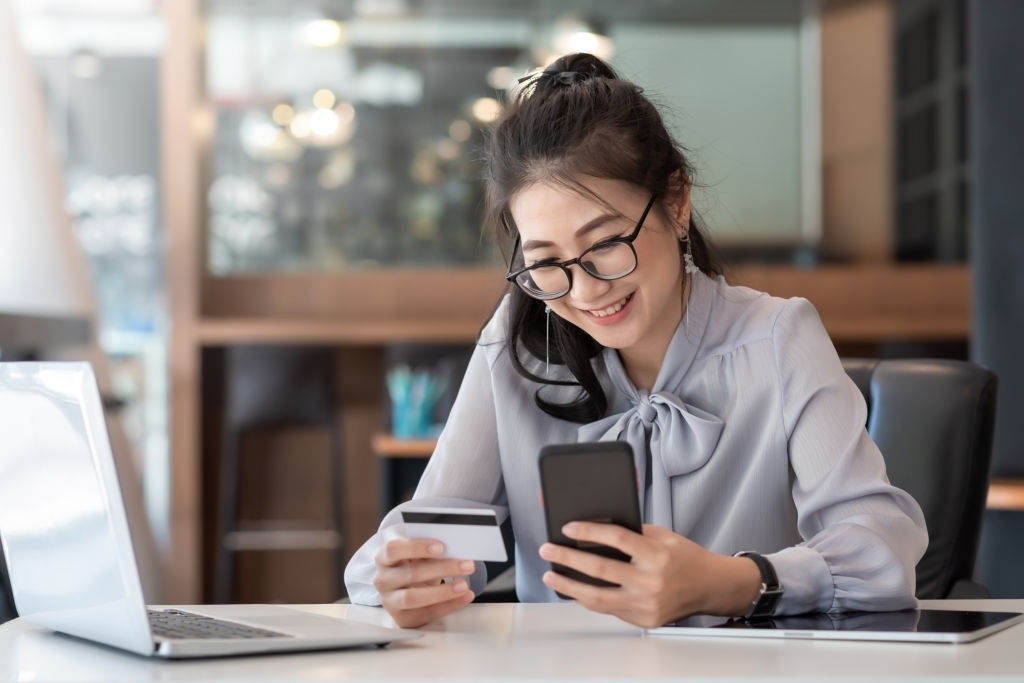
[588,239,619,253]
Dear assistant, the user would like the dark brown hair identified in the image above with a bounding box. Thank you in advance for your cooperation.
[485,53,722,423]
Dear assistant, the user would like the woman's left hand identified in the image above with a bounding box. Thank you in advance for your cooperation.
[539,523,761,629]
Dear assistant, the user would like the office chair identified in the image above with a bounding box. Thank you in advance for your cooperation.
[842,358,997,599]
[214,345,346,603]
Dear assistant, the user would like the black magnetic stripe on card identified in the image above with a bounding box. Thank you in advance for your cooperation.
[401,511,498,526]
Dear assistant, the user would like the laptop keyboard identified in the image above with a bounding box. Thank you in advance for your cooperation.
[148,609,290,640]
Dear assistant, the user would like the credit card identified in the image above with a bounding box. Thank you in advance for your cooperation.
[398,506,507,562]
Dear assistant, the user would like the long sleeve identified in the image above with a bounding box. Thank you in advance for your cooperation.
[767,298,928,614]
[343,341,507,605]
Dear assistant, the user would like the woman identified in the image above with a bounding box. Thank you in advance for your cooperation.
[344,53,927,629]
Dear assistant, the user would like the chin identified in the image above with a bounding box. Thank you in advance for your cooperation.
[579,322,643,351]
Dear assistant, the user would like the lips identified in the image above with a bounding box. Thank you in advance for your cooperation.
[585,293,633,318]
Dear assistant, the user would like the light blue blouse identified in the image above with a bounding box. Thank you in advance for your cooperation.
[345,271,928,615]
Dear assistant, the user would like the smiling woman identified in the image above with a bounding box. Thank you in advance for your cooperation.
[343,52,929,631]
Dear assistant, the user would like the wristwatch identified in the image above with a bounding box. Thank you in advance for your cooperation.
[735,551,784,620]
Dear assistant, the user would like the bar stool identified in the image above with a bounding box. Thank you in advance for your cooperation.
[213,345,345,603]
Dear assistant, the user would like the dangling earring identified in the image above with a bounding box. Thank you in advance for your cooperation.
[681,232,699,275]
[544,305,551,376]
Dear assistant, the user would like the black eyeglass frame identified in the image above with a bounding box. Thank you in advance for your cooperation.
[504,193,659,301]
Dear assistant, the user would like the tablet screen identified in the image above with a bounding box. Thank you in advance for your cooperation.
[649,609,1024,643]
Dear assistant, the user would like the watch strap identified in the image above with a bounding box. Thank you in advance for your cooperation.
[735,551,783,619]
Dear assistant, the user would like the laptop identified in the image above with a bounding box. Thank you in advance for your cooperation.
[0,361,419,658]
[647,608,1024,644]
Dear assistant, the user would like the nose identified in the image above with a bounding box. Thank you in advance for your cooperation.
[566,263,612,305]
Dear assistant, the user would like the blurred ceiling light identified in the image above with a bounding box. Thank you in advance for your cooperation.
[552,15,615,61]
[471,97,502,124]
[448,118,471,142]
[436,138,460,161]
[271,103,294,126]
[289,111,312,140]
[239,110,301,161]
[486,65,517,91]
[291,104,357,148]
[312,88,336,110]
[302,19,345,48]
[310,108,339,136]
[335,101,356,125]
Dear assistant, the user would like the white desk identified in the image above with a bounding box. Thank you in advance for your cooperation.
[1,600,1022,682]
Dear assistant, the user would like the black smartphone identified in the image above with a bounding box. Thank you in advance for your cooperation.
[538,441,642,595]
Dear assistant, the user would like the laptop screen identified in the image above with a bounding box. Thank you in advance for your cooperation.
[0,362,154,655]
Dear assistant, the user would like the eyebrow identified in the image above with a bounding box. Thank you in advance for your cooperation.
[521,213,619,253]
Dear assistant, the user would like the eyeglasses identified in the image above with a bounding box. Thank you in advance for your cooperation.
[504,193,658,300]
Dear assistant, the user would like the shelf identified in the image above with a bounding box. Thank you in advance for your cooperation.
[372,434,437,459]
[194,264,970,346]
[197,318,486,345]
[987,479,1024,512]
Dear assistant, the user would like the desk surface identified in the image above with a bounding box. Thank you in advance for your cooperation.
[1,600,1022,682]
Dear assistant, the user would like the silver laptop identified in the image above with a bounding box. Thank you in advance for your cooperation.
[0,361,419,658]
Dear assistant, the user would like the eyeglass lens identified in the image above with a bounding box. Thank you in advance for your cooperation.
[516,241,637,297]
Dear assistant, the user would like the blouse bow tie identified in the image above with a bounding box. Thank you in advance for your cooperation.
[577,391,723,526]
[578,392,723,477]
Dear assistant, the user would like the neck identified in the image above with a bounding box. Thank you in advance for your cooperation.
[619,272,693,391]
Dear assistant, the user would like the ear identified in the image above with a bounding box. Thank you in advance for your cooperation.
[667,171,692,236]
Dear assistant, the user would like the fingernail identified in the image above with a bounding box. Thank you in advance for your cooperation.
[539,544,554,560]
[562,522,579,536]
[427,542,443,555]
[452,580,468,594]
[542,572,555,587]
[459,560,475,573]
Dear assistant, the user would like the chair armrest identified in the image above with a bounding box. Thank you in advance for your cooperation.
[945,578,991,599]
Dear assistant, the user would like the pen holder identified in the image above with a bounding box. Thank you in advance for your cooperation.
[387,365,446,439]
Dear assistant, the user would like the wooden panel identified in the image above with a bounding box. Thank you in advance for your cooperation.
[197,264,970,345]
[728,264,970,341]
[201,268,508,321]
[821,0,894,261]
[163,0,203,604]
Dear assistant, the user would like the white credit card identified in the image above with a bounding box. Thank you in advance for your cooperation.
[398,506,508,562]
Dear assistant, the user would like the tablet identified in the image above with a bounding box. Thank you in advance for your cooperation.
[646,609,1024,644]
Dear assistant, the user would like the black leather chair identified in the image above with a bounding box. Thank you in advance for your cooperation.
[842,358,997,599]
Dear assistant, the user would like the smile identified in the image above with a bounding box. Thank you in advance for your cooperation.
[585,293,633,318]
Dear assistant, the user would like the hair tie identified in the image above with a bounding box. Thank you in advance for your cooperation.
[554,71,579,86]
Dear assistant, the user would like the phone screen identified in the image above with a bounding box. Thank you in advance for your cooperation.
[538,441,642,592]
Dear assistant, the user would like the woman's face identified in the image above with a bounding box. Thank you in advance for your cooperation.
[509,177,689,367]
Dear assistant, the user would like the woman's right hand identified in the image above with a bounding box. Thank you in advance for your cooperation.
[372,538,477,628]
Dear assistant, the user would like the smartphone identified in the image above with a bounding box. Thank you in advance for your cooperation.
[538,441,642,594]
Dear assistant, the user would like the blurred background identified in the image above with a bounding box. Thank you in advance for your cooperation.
[2,0,1022,609]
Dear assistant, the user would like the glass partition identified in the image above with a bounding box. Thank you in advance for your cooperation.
[202,0,818,274]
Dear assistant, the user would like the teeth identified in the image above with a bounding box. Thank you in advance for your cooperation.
[589,295,630,318]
